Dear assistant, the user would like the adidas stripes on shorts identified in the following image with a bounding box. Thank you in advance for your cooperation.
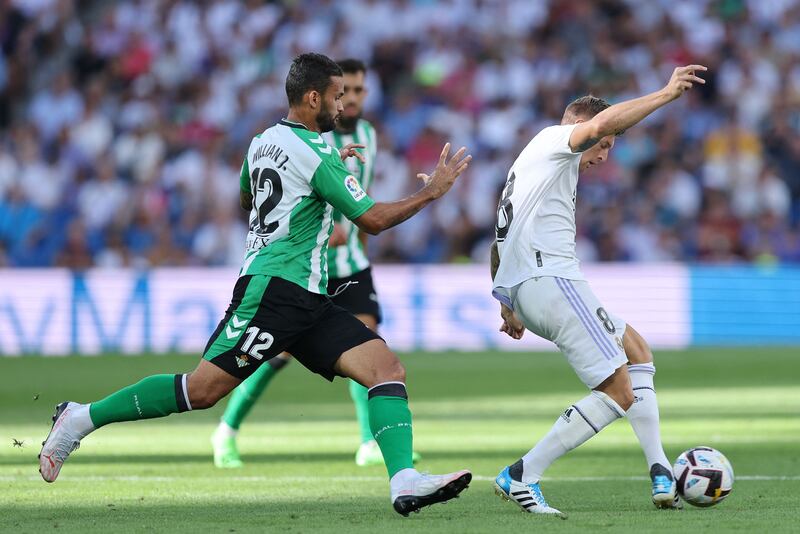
[513,276,628,389]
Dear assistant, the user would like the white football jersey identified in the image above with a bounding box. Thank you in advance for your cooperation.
[492,124,585,308]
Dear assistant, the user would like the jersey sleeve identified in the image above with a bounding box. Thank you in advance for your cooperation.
[310,156,375,221]
[239,157,251,193]
[542,124,581,158]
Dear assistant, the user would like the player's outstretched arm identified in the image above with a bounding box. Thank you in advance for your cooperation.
[354,143,471,235]
[569,64,707,152]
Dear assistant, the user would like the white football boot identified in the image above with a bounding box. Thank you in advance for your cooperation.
[494,465,565,517]
[391,469,472,516]
[39,402,92,482]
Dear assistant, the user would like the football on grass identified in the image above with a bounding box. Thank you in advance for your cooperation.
[673,446,734,507]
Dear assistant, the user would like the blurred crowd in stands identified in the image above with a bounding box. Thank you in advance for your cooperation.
[1,0,800,268]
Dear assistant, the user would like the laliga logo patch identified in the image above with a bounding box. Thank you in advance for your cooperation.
[344,175,365,201]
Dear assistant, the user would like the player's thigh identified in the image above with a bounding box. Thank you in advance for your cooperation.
[516,276,628,389]
[201,275,316,381]
[622,323,653,364]
[514,276,564,340]
[287,303,384,383]
[329,267,382,329]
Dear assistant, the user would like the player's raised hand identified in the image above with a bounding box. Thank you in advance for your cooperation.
[339,143,366,164]
[663,65,707,101]
[417,143,472,199]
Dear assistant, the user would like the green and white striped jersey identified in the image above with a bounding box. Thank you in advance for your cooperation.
[323,119,377,279]
[238,119,375,294]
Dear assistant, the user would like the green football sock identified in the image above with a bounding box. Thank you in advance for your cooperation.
[349,379,373,443]
[221,358,285,430]
[368,383,414,478]
[89,374,189,428]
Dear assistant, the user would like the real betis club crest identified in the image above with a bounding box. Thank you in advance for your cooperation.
[235,354,250,368]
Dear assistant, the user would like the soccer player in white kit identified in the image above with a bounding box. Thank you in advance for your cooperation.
[491,65,707,515]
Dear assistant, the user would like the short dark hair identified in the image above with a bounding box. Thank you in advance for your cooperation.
[285,53,343,106]
[337,58,367,75]
[563,95,611,122]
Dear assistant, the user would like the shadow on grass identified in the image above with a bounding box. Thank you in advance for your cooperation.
[4,482,799,534]
[1,498,394,533]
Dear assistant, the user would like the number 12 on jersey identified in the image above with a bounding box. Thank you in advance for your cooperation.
[251,167,284,235]
[240,325,274,360]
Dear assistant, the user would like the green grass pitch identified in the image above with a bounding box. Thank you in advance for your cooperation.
[1,348,798,533]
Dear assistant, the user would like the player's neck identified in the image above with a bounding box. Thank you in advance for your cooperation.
[285,110,319,133]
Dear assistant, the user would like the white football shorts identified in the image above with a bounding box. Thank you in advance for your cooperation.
[513,276,628,389]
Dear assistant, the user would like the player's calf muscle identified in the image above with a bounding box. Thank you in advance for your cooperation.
[623,325,653,364]
[187,389,222,410]
[600,387,635,411]
[595,366,635,410]
[187,361,241,409]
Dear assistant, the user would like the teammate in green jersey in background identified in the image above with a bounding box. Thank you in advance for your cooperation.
[39,53,472,516]
[211,59,419,469]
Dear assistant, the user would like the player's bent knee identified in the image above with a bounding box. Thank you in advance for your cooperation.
[390,359,406,383]
[375,357,405,384]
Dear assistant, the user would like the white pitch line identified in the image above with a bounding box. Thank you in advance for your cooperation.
[1,475,798,482]
[479,475,800,482]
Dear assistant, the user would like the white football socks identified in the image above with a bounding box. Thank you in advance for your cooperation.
[626,363,671,470]
[70,403,96,438]
[521,390,625,483]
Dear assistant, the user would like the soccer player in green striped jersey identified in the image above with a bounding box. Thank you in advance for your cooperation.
[39,53,473,516]
[326,59,377,283]
[211,59,417,469]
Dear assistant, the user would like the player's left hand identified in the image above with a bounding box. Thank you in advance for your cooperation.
[339,143,366,164]
[416,143,472,199]
[500,306,525,340]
